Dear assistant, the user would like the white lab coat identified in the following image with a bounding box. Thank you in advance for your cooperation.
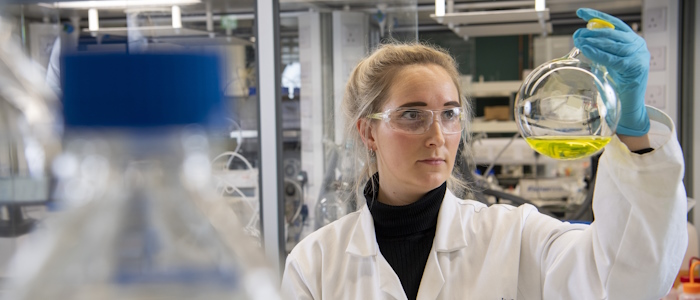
[281,106,687,300]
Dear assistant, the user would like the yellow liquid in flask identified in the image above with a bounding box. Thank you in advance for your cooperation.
[524,136,612,160]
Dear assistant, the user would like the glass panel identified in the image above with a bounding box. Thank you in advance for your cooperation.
[280,1,419,253]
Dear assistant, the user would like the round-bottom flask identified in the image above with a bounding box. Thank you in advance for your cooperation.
[515,19,621,160]
[315,182,354,230]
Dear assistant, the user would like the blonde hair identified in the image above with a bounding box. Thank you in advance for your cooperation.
[341,42,474,206]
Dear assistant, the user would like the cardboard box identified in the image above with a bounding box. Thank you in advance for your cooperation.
[483,105,510,121]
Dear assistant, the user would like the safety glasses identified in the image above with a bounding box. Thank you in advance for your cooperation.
[368,107,464,135]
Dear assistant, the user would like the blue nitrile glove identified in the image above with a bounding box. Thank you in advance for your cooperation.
[573,8,650,136]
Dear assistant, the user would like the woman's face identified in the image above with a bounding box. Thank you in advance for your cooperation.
[367,64,461,200]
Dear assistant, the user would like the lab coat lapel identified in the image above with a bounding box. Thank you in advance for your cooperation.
[346,204,407,300]
[378,252,409,300]
[417,190,467,299]
[416,247,446,299]
[345,205,377,256]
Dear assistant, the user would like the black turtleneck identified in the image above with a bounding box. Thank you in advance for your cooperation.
[364,174,446,300]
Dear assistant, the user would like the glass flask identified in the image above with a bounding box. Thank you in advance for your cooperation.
[314,141,356,230]
[315,181,354,230]
[2,52,280,300]
[515,18,620,160]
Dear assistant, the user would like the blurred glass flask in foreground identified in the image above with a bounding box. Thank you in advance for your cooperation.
[2,53,280,300]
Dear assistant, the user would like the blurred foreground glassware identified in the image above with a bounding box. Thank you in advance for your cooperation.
[2,52,280,300]
[0,16,61,236]
[515,18,621,160]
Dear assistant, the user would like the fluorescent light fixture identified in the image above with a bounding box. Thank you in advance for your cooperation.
[172,5,182,28]
[88,8,99,31]
[431,8,549,25]
[435,0,445,17]
[43,0,200,9]
[454,22,552,38]
[535,0,545,12]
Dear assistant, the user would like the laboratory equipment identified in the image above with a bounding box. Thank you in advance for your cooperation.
[284,178,305,251]
[315,182,354,229]
[515,18,620,160]
[2,52,279,300]
[681,261,700,299]
[0,16,61,236]
[314,141,355,230]
[211,151,260,240]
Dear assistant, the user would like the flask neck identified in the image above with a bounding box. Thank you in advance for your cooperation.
[566,46,606,74]
[568,47,590,63]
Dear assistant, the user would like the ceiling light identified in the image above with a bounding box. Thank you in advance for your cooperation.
[535,0,545,12]
[435,0,445,17]
[88,8,98,31]
[172,5,182,29]
[40,0,200,9]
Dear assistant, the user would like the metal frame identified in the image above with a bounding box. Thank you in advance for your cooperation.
[255,0,285,273]
[680,0,694,201]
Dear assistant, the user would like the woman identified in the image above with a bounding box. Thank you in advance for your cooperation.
[281,8,687,299]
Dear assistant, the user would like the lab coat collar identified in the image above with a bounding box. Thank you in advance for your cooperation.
[345,188,468,257]
[434,189,469,252]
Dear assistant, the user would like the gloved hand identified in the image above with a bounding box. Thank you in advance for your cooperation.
[573,7,650,136]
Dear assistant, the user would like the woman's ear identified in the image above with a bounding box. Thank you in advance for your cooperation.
[357,119,376,150]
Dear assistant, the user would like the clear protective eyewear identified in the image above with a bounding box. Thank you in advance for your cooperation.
[368,107,465,135]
